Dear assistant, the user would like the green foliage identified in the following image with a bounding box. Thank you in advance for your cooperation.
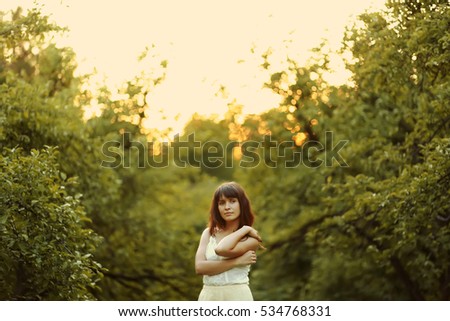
[247,0,450,300]
[180,111,238,180]
[0,7,114,300]
[0,147,102,300]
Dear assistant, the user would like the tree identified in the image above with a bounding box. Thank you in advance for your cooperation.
[0,7,109,300]
[243,0,449,300]
[0,147,102,300]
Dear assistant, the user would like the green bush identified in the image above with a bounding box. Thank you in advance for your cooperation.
[0,147,102,300]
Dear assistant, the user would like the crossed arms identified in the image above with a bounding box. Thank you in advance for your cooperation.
[195,226,262,276]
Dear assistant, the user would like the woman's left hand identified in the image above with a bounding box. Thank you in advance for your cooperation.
[247,227,262,242]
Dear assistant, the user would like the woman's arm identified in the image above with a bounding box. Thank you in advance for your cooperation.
[195,228,256,276]
[214,226,262,258]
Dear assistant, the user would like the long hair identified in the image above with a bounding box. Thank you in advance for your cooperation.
[208,182,255,235]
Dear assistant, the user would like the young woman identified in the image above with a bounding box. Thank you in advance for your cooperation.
[195,181,263,301]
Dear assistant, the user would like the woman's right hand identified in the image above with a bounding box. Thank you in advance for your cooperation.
[235,250,257,266]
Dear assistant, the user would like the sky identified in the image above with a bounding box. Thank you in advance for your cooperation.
[4,0,386,135]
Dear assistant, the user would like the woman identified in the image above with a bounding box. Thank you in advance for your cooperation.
[195,181,263,301]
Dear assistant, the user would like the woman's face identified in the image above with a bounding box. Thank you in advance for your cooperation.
[218,195,241,223]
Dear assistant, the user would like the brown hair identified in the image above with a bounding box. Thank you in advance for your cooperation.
[208,182,255,235]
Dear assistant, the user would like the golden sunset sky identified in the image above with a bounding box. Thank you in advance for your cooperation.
[5,0,386,134]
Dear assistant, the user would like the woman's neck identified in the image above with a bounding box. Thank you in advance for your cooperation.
[224,221,240,233]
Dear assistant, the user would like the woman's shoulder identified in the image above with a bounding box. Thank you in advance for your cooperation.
[202,227,221,236]
[198,228,212,247]
[201,227,212,239]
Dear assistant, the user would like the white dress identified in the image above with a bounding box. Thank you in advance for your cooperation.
[198,235,253,301]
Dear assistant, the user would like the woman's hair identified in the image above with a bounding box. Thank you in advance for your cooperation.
[208,182,255,235]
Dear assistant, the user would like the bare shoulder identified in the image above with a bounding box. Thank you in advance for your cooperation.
[202,227,211,237]
[196,228,211,255]
[199,227,211,243]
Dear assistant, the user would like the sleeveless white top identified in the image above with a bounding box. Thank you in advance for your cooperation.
[203,235,250,286]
